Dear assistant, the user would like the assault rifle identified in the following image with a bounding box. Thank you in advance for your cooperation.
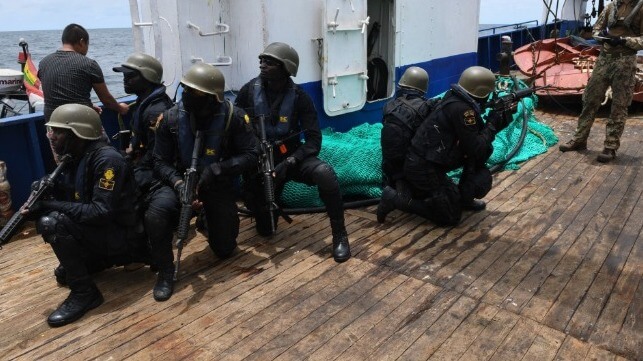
[0,154,72,245]
[257,115,292,235]
[485,87,538,113]
[173,130,203,281]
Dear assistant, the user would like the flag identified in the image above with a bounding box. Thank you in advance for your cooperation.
[22,53,44,105]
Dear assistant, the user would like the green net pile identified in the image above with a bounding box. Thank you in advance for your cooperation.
[281,77,559,208]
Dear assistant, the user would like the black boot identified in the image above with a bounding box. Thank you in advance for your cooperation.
[376,186,397,223]
[47,283,103,327]
[330,219,351,263]
[462,199,486,211]
[153,267,175,302]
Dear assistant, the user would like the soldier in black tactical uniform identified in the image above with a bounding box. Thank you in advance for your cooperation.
[378,66,438,223]
[23,103,141,327]
[113,53,178,301]
[154,63,258,262]
[235,42,351,263]
[377,66,512,226]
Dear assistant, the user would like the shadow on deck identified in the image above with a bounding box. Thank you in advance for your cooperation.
[0,106,641,360]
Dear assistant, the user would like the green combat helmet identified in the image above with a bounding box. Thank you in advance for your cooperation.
[457,66,496,99]
[46,104,102,140]
[399,66,429,93]
[259,42,299,76]
[115,53,163,84]
[180,62,225,102]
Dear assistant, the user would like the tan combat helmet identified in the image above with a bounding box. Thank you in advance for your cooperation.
[399,66,429,93]
[180,62,225,102]
[457,66,496,99]
[115,53,163,84]
[259,42,300,77]
[46,104,102,140]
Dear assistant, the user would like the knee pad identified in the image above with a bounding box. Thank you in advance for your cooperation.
[36,212,59,244]
[36,211,79,244]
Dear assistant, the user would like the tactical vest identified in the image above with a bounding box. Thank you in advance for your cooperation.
[130,86,172,151]
[382,93,434,146]
[252,77,296,140]
[409,89,483,170]
[165,101,233,170]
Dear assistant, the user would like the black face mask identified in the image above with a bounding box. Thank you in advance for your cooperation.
[182,91,210,113]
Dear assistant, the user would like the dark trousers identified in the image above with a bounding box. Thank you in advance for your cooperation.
[199,176,240,258]
[244,156,344,233]
[42,211,134,289]
[403,154,463,226]
[143,184,180,269]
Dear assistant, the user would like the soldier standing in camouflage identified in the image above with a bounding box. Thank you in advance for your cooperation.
[559,0,643,163]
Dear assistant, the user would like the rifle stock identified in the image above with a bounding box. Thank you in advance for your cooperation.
[0,154,72,245]
[173,130,203,281]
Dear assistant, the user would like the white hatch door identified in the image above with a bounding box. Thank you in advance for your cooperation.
[322,0,369,116]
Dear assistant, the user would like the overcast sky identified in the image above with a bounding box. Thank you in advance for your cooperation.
[0,0,131,32]
[0,0,591,32]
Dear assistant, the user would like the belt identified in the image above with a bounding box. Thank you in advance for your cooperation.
[600,52,636,58]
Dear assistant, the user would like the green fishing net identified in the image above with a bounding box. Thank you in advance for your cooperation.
[281,77,558,208]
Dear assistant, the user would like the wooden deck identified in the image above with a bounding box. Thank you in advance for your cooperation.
[0,106,641,360]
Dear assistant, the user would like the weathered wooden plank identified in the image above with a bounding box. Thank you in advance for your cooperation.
[272,271,408,360]
[429,302,502,361]
[486,316,541,360]
[554,336,591,361]
[562,176,643,346]
[365,290,460,360]
[457,308,520,360]
[541,147,642,332]
[520,142,640,322]
[584,344,617,361]
[307,277,425,361]
[520,323,566,361]
[443,147,582,301]
[336,282,442,360]
[250,269,405,360]
[500,155,624,318]
[397,295,478,359]
[203,260,378,360]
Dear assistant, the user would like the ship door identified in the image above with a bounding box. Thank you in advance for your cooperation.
[322,0,369,116]
[366,0,395,101]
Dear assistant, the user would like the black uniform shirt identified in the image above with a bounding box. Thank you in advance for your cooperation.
[153,102,259,187]
[235,77,322,163]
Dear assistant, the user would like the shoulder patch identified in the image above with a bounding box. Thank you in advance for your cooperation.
[244,114,250,124]
[463,109,476,125]
[98,168,116,191]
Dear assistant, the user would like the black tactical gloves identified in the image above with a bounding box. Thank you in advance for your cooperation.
[486,109,513,133]
[198,162,222,191]
[273,156,296,184]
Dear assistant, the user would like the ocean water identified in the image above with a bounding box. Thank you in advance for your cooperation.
[0,28,134,106]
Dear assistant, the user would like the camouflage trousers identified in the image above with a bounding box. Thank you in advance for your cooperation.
[573,53,637,150]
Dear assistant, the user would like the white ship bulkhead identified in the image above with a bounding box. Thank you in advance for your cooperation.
[129,0,481,131]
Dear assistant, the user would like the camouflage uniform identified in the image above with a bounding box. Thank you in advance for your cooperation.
[572,0,643,151]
